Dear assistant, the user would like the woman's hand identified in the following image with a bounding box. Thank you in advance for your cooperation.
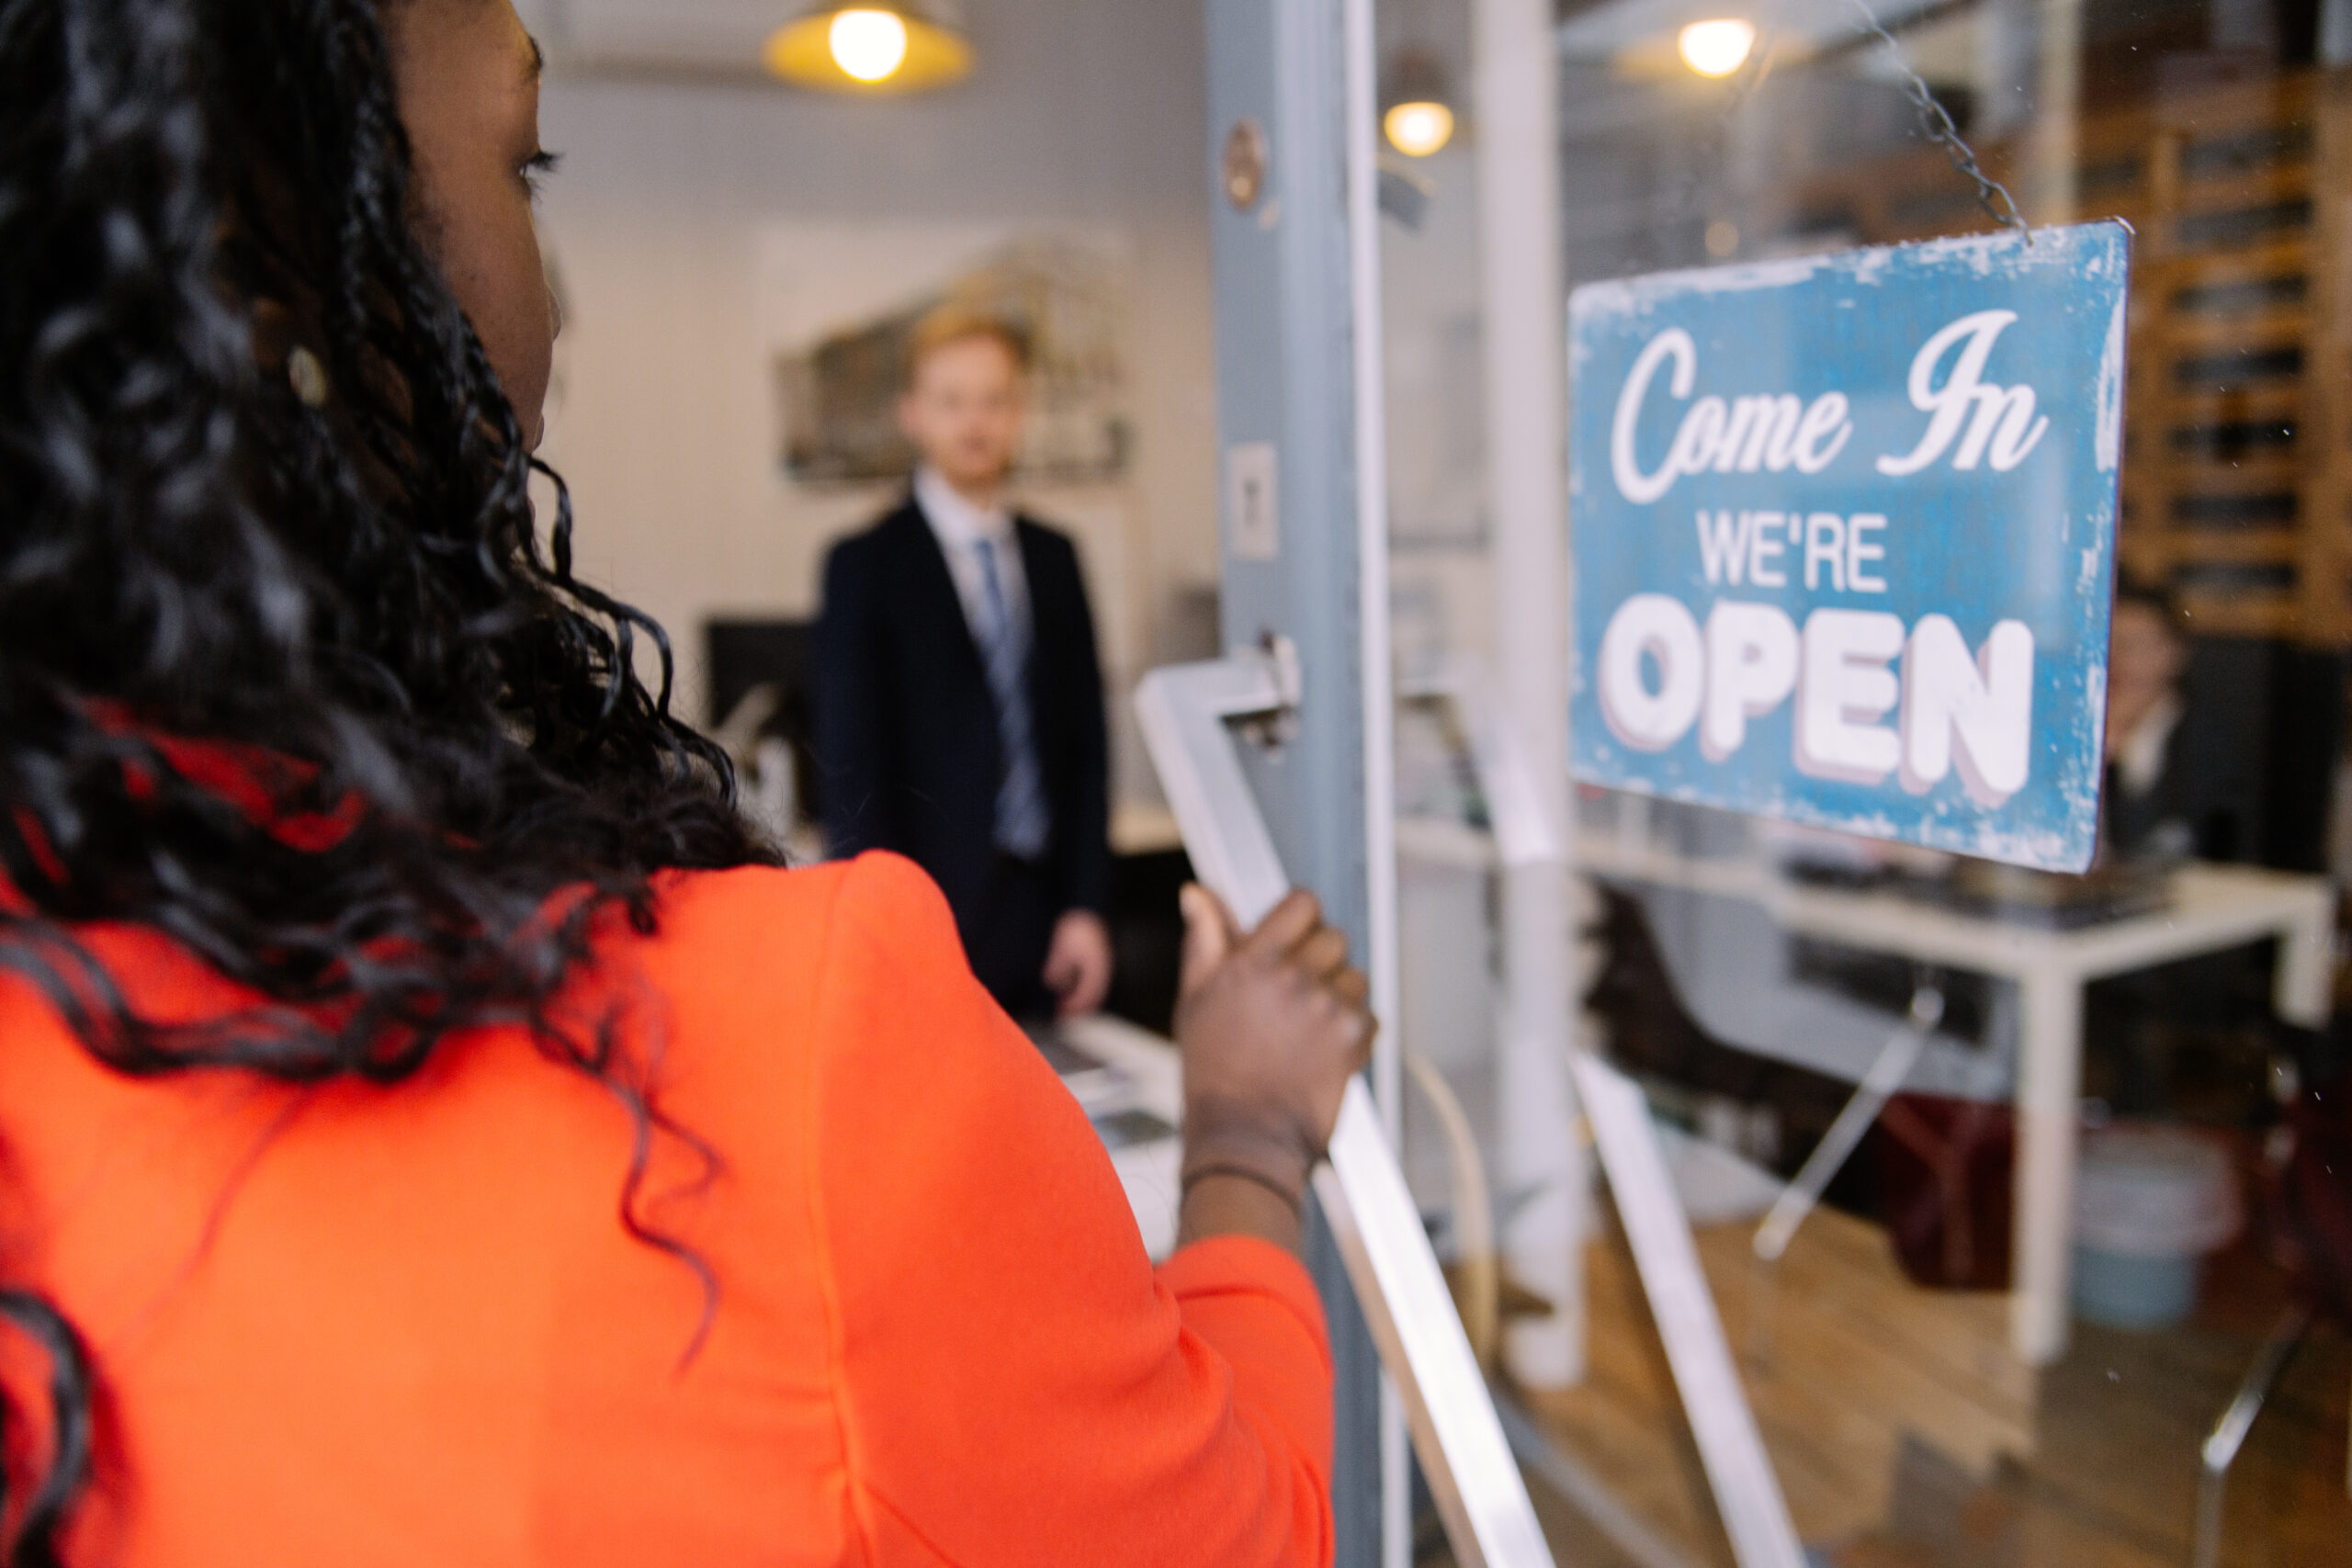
[1171,885,1374,1252]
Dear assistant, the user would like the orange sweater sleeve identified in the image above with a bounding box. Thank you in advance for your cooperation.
[807,852,1335,1567]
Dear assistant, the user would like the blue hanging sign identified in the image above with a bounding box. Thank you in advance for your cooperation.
[1567,222,2130,872]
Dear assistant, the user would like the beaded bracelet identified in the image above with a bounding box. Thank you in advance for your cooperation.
[1180,1162,1306,1214]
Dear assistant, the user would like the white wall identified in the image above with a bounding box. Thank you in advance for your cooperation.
[526,0,1220,805]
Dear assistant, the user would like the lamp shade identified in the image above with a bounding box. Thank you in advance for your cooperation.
[764,2,973,93]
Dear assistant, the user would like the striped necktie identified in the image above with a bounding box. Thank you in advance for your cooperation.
[973,536,1049,860]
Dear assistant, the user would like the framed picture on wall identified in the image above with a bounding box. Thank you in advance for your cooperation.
[755,221,1135,489]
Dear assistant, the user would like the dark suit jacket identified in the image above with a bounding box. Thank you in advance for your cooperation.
[2105,698,2257,862]
[813,497,1112,932]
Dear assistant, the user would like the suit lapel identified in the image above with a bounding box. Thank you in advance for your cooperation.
[1012,518,1058,728]
[891,501,987,678]
[1014,518,1061,649]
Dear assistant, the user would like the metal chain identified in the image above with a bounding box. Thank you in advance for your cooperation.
[1658,1,2031,265]
[1845,0,2032,243]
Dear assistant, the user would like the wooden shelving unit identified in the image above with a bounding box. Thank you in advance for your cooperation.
[1790,69,2352,644]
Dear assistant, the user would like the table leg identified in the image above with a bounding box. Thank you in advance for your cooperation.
[1498,861,1589,1388]
[2012,970,2085,1366]
[2272,896,2335,1029]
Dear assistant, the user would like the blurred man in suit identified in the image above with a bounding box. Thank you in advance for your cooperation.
[2089,580,2267,1110]
[2102,577,2254,862]
[814,309,1113,1021]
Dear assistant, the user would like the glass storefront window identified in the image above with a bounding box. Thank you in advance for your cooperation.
[1382,0,2352,1561]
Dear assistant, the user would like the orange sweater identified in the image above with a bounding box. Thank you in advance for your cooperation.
[0,852,1335,1564]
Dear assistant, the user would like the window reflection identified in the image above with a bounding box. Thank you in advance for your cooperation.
[1386,0,2352,1560]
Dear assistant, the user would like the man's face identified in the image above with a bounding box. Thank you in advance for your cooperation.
[899,334,1025,492]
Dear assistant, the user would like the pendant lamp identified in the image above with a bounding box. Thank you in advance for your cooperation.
[1677,17,1756,78]
[1380,46,1455,158]
[763,2,973,93]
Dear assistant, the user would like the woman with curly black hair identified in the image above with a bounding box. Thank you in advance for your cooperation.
[0,1,1371,1562]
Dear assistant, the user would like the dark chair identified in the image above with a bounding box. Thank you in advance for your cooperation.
[704,617,820,839]
[2177,637,2347,874]
[1585,882,2008,1289]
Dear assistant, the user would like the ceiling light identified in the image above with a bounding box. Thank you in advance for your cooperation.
[764,2,973,93]
[1380,46,1456,159]
[830,9,907,80]
[1384,100,1455,158]
[1677,18,1756,78]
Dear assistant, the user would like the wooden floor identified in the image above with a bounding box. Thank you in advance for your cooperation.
[1495,1208,2351,1568]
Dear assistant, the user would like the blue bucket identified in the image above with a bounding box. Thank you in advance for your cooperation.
[2070,1126,2240,1332]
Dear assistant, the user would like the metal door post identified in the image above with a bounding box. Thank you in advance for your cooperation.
[1203,0,1396,1560]
[1471,0,1589,1390]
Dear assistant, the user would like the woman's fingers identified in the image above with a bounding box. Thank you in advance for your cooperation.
[1253,897,1370,1060]
[1171,880,1384,1185]
[1289,925,1350,984]
[1241,887,1323,961]
[1208,884,1374,1079]
[1176,883,1238,998]
[1326,976,1374,1043]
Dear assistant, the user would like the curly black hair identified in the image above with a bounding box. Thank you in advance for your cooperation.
[0,0,775,1556]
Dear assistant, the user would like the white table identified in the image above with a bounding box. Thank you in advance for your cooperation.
[1573,837,2335,1365]
[1053,1014,1186,1258]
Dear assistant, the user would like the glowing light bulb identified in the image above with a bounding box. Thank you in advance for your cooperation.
[1383,100,1455,158]
[830,8,910,82]
[1677,18,1756,78]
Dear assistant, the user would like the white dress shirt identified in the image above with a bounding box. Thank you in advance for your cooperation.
[2114,691,2183,798]
[913,465,1029,643]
